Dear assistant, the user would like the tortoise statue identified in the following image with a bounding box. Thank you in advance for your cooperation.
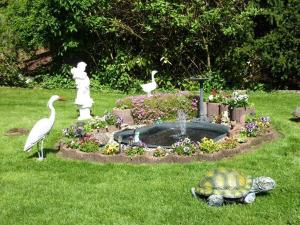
[292,107,300,118]
[191,168,276,206]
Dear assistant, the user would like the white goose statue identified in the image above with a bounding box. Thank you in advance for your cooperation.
[24,95,64,160]
[141,70,158,97]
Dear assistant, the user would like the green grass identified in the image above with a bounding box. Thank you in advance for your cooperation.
[0,87,299,225]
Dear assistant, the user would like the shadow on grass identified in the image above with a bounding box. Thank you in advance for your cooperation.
[192,189,272,206]
[289,118,300,122]
[27,147,59,159]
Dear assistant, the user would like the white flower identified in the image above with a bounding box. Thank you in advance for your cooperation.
[183,138,191,144]
[183,147,190,153]
[208,95,214,101]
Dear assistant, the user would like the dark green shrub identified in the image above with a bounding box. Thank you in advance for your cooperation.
[1,0,298,90]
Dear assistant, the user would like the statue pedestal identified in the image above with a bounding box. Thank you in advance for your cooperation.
[78,107,92,120]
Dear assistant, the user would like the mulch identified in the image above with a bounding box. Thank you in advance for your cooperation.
[4,128,29,136]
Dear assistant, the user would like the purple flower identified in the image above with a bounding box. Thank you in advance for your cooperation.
[261,116,271,123]
[192,98,198,108]
[116,116,123,124]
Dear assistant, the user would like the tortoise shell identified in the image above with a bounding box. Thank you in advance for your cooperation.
[195,168,253,198]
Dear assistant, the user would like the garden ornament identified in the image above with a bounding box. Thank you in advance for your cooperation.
[24,95,65,160]
[191,168,276,206]
[71,62,94,120]
[292,107,300,118]
[141,70,158,97]
[221,111,230,127]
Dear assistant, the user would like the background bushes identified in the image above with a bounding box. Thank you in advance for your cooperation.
[0,0,299,91]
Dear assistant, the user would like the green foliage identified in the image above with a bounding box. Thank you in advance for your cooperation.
[79,139,99,152]
[153,147,167,157]
[40,74,74,89]
[104,112,117,125]
[125,146,145,157]
[85,116,107,129]
[102,144,119,155]
[172,138,197,156]
[203,70,226,92]
[242,115,271,137]
[64,138,80,149]
[220,137,238,150]
[0,0,299,90]
[200,137,221,153]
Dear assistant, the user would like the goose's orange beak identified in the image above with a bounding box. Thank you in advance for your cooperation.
[58,96,66,101]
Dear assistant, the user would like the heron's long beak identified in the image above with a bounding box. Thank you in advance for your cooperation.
[59,96,66,101]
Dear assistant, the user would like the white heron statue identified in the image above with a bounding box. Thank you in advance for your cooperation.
[24,95,64,160]
[141,70,158,97]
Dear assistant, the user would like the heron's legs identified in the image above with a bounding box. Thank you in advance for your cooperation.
[37,139,44,161]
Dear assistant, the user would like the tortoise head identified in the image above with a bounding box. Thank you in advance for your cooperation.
[253,177,276,193]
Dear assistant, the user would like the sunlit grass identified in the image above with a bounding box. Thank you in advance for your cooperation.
[0,88,299,225]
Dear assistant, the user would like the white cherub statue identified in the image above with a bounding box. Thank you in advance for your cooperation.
[71,62,94,120]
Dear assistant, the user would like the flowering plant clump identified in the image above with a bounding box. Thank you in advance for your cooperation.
[85,116,107,130]
[258,116,271,130]
[125,146,145,157]
[63,124,85,138]
[116,116,123,128]
[172,138,198,156]
[64,138,80,149]
[244,122,259,137]
[102,144,119,155]
[104,112,118,125]
[153,146,167,157]
[115,92,197,124]
[241,115,271,137]
[237,132,248,143]
[199,137,221,153]
[191,97,198,109]
[78,135,100,152]
[228,91,249,108]
[220,137,238,150]
[83,113,122,131]
[208,89,224,103]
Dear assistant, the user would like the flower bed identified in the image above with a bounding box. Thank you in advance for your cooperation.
[59,113,278,164]
[59,129,278,164]
[115,92,197,124]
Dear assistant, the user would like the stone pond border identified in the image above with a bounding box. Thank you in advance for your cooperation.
[58,129,280,164]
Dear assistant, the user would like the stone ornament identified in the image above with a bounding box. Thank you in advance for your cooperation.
[191,168,276,206]
[71,62,94,120]
[141,70,158,97]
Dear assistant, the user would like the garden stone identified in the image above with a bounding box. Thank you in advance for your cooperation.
[112,108,134,125]
[90,132,110,145]
[71,62,94,120]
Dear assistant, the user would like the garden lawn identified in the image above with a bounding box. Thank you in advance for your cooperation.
[0,88,299,225]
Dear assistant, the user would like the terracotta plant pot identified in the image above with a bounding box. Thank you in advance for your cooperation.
[230,107,256,123]
[207,102,220,119]
[112,108,134,125]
